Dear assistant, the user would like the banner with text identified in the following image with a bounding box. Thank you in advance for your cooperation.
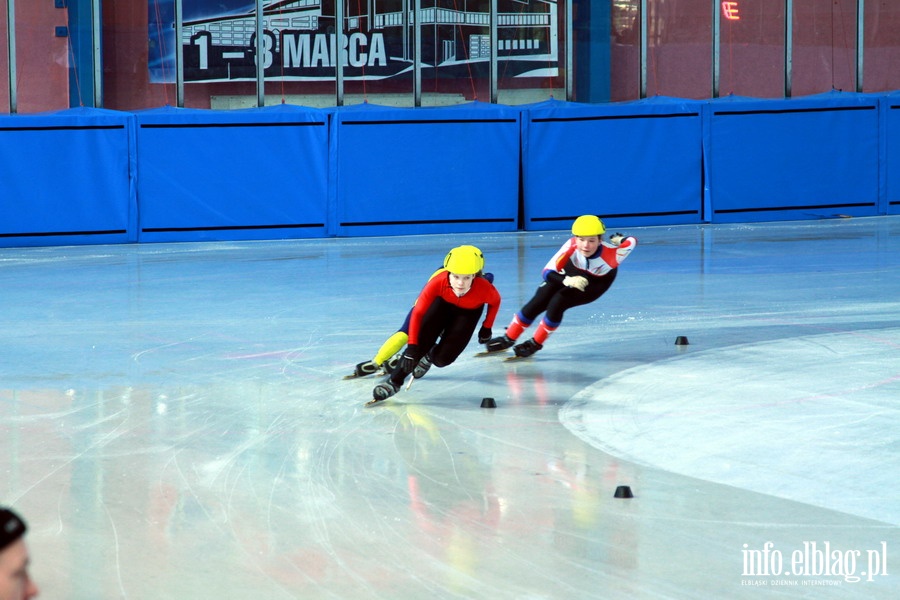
[148,0,559,84]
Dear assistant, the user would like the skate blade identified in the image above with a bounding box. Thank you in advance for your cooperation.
[504,355,532,362]
[365,397,387,407]
[474,350,509,357]
[344,371,382,380]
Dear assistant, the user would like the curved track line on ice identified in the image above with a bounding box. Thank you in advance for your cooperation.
[560,328,900,526]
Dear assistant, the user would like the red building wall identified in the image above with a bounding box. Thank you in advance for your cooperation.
[1,1,69,113]
[5,1,900,113]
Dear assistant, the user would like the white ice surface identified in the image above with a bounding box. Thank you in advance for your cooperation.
[562,328,900,526]
[1,217,899,599]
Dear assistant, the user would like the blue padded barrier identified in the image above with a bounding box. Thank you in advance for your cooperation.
[704,91,880,223]
[1,92,897,250]
[521,97,704,231]
[134,104,329,242]
[0,108,136,247]
[329,102,520,237]
[882,91,900,216]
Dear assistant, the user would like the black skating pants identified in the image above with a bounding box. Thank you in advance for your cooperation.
[520,269,617,325]
[391,298,484,385]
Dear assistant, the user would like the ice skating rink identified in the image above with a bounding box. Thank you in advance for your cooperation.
[2,216,898,599]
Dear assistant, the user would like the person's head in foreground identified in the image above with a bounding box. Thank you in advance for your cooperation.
[0,508,38,600]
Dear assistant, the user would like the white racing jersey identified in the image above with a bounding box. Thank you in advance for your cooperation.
[542,236,637,279]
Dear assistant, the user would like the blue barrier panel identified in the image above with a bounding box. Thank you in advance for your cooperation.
[135,105,329,242]
[0,108,135,247]
[705,91,880,223]
[882,91,900,216]
[521,97,703,231]
[330,102,520,237]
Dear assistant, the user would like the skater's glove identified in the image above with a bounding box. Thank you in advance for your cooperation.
[563,275,588,291]
[478,326,492,344]
[609,233,625,245]
[398,345,422,373]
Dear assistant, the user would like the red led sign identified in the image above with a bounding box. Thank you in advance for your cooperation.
[722,1,741,21]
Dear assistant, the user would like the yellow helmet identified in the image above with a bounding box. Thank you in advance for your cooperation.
[443,245,485,275]
[571,215,605,237]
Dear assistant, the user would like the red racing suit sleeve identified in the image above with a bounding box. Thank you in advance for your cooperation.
[407,276,443,346]
[473,278,501,329]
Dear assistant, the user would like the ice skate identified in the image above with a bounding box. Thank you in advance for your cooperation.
[513,338,543,358]
[344,360,380,379]
[355,360,379,376]
[412,354,432,379]
[483,335,515,353]
[367,379,401,406]
[383,354,401,374]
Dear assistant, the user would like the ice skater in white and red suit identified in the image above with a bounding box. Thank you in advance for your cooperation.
[485,214,636,358]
